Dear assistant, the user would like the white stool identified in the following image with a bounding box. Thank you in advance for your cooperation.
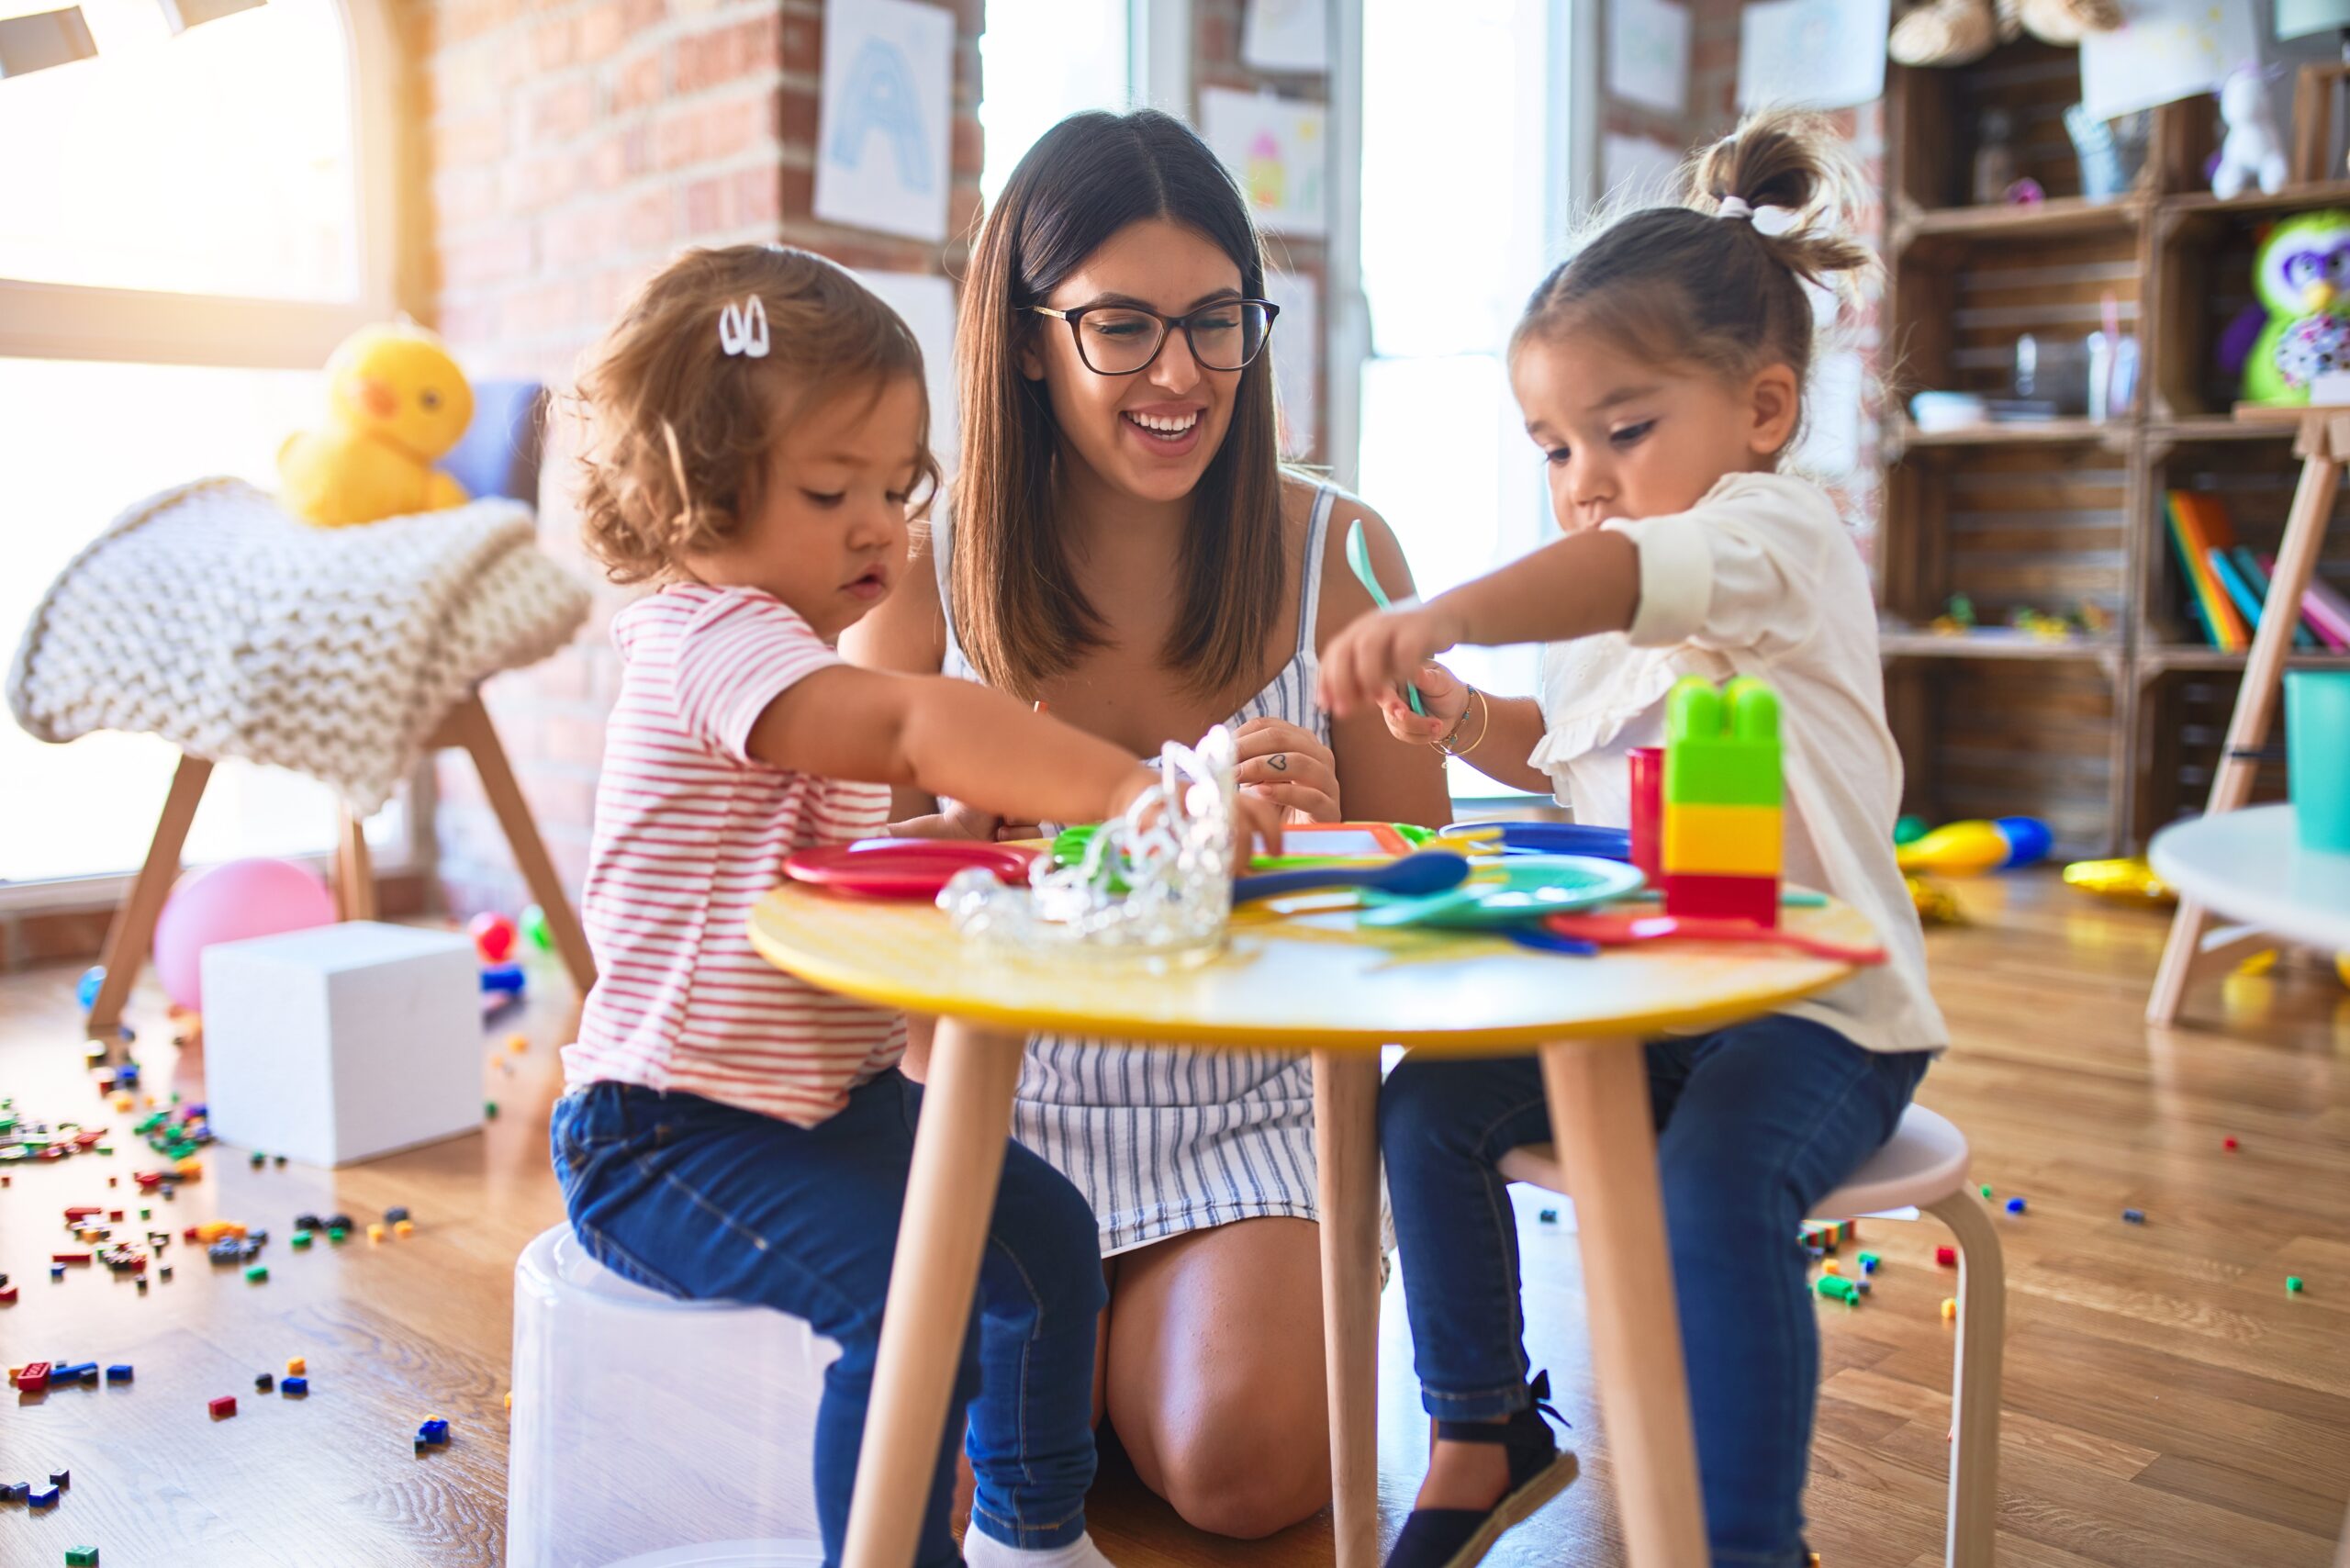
[1498,1103,2002,1568]
[508,1224,838,1568]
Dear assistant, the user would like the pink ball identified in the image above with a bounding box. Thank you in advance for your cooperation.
[468,912,518,964]
[151,858,338,1012]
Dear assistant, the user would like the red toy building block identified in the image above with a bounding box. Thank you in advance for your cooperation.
[209,1395,237,1418]
[50,1253,91,1265]
[63,1205,102,1221]
[1660,871,1777,926]
[1935,1245,1957,1268]
[15,1361,52,1393]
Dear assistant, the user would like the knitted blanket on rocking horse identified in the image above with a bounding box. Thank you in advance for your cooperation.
[7,477,589,816]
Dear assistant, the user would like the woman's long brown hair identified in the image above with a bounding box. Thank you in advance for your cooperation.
[951,109,1286,700]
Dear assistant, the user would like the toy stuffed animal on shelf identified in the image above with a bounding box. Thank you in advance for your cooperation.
[278,322,476,528]
[1888,0,2118,68]
[2212,66,2288,200]
[2243,211,2350,407]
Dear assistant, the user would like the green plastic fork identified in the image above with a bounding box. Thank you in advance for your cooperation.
[1344,519,1427,717]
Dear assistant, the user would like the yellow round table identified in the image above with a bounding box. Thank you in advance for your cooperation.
[748,884,1874,1568]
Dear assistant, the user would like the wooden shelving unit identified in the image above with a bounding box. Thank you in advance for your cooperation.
[1876,42,2350,856]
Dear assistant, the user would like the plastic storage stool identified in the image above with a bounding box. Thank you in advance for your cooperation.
[508,1224,837,1567]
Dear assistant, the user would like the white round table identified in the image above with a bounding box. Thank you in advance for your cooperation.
[2148,804,2350,952]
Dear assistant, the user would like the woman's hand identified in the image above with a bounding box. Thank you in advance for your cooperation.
[1232,716,1342,823]
[1318,602,1467,721]
[1109,764,1286,868]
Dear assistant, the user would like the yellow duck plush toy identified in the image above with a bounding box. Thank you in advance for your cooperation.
[278,322,476,527]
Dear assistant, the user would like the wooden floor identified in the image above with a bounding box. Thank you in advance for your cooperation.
[2,871,2346,1567]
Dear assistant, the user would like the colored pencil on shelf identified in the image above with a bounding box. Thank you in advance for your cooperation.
[2206,548,2276,642]
[2228,547,2319,649]
[2250,552,2350,650]
[2165,492,2244,649]
[2296,566,2350,649]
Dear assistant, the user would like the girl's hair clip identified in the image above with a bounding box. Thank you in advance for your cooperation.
[719,295,770,358]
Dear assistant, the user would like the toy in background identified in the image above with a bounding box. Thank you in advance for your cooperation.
[278,323,476,528]
[2061,857,2171,903]
[149,858,338,1014]
[1926,592,2111,642]
[1895,817,2052,876]
[1661,677,1782,928]
[2241,211,2350,407]
[467,912,519,963]
[1887,0,2119,68]
[2212,65,2288,200]
[1973,108,2018,206]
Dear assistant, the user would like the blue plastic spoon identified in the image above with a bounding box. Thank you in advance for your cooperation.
[1233,851,1471,905]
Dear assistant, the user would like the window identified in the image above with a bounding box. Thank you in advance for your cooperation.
[978,0,1136,209]
[1355,0,1591,800]
[0,0,411,897]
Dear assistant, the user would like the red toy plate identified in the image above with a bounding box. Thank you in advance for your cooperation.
[783,839,1041,900]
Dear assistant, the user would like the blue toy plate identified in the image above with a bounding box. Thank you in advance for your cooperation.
[1356,855,1646,930]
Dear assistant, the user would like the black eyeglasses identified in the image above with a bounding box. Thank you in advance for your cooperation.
[1026,298,1280,375]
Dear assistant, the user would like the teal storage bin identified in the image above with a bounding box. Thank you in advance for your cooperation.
[2286,670,2350,853]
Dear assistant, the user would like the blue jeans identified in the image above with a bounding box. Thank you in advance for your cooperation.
[551,1074,1107,1568]
[1381,1014,1931,1568]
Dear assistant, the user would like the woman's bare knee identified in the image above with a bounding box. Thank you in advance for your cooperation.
[1152,1403,1331,1539]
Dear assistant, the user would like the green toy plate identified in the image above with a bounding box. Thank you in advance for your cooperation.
[1355,855,1646,930]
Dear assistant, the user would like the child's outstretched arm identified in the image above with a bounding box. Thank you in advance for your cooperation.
[1319,531,1639,719]
[749,666,1284,852]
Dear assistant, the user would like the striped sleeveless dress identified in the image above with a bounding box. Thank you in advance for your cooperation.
[934,487,1336,1256]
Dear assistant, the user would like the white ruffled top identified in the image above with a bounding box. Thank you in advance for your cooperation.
[1526,470,1946,1057]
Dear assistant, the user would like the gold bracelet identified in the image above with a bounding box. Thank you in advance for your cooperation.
[1436,687,1489,756]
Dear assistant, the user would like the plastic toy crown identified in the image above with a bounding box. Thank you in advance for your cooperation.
[940,727,1238,958]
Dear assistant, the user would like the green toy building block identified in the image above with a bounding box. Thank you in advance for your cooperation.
[67,1548,100,1566]
[1664,676,1782,807]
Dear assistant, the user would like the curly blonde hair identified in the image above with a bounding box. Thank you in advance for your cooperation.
[575,245,940,584]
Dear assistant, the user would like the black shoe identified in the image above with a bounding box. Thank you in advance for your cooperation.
[1383,1372,1578,1568]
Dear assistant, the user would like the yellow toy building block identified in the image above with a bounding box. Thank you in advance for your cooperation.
[1661,802,1783,878]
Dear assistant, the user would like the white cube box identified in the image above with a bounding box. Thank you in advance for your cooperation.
[200,921,481,1167]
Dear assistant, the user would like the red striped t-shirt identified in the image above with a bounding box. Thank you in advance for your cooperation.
[561,584,905,1126]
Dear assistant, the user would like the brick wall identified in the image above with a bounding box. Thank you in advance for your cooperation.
[410,0,984,915]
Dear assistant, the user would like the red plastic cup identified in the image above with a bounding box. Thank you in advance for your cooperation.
[1628,746,1664,881]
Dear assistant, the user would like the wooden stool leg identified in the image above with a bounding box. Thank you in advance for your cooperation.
[334,807,377,922]
[1924,1191,2004,1568]
[2150,428,2342,1025]
[437,694,597,994]
[1313,1049,1382,1568]
[1539,1039,1707,1567]
[2145,900,2210,1027]
[86,752,214,1052]
[841,1019,1025,1568]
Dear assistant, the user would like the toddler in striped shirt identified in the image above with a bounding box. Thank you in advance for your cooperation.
[554,245,1271,1568]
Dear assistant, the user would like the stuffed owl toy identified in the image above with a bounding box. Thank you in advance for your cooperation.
[2245,212,2350,407]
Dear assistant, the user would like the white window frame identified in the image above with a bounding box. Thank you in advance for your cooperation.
[1332,0,1597,809]
[0,0,426,913]
[0,0,408,368]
